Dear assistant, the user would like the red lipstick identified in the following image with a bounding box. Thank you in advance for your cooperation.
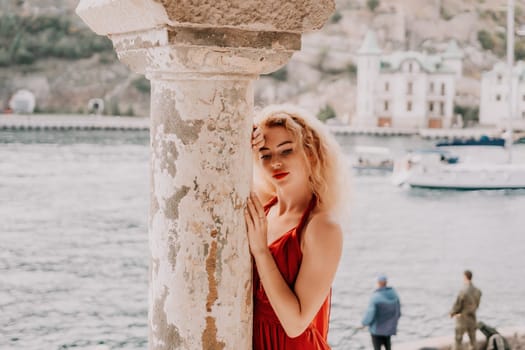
[272,172,289,180]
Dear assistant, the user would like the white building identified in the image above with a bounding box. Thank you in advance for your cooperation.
[355,31,463,129]
[480,61,525,127]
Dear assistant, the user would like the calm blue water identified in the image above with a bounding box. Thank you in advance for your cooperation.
[1,130,524,350]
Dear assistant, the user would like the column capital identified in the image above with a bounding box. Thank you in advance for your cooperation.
[76,0,335,77]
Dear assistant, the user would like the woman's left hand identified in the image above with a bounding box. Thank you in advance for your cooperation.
[244,192,268,257]
[252,125,265,151]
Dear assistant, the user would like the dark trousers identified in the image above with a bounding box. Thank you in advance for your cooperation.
[371,335,391,350]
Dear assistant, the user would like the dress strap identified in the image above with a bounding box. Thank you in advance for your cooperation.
[296,195,317,241]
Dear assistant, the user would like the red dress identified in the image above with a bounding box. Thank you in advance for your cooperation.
[253,197,332,350]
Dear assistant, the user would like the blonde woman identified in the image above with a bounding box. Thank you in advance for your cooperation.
[245,105,346,350]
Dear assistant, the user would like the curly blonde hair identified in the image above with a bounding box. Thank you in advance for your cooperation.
[253,104,347,214]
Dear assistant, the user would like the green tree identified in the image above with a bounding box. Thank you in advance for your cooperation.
[440,6,453,20]
[454,105,479,127]
[367,0,380,12]
[132,77,151,94]
[98,52,116,64]
[515,41,525,61]
[110,100,121,116]
[330,11,342,24]
[125,105,135,116]
[0,48,10,67]
[13,47,35,65]
[477,30,495,50]
[266,66,288,82]
[346,63,357,77]
[317,105,336,123]
[0,14,114,67]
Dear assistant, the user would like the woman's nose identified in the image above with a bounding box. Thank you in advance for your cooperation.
[271,160,282,169]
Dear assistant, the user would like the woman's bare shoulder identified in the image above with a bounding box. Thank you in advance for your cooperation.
[309,210,341,229]
[303,210,342,246]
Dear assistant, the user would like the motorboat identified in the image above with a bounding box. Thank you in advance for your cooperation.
[435,136,510,165]
[435,136,505,147]
[392,148,525,190]
[352,146,394,172]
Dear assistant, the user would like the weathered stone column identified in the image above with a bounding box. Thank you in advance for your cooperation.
[76,1,334,349]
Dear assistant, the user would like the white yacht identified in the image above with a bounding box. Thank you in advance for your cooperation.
[392,146,525,190]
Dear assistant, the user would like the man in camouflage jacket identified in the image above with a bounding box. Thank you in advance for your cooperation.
[450,270,482,350]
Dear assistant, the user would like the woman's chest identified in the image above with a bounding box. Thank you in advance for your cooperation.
[266,216,301,246]
[266,208,301,246]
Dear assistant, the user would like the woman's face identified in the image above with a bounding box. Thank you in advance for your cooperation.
[257,126,310,189]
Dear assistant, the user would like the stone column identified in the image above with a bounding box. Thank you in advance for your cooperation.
[76,1,334,349]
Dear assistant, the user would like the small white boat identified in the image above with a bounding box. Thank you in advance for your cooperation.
[352,146,394,172]
[392,149,525,190]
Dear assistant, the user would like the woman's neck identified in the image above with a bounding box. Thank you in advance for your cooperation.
[274,187,313,217]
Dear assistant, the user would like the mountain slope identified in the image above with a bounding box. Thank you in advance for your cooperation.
[1,0,524,120]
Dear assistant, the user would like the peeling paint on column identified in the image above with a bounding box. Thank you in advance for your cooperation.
[150,126,178,177]
[203,229,225,350]
[244,279,252,310]
[164,106,204,146]
[151,287,185,350]
[147,77,254,349]
[202,316,225,350]
[205,232,219,313]
[150,182,160,227]
[167,231,181,273]
[165,186,190,220]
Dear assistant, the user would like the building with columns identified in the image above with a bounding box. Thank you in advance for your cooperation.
[355,31,463,129]
[480,61,525,127]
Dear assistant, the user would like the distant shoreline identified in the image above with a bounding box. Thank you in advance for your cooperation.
[0,114,503,139]
[0,114,149,131]
[326,124,501,139]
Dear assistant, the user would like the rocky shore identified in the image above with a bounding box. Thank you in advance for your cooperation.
[397,327,525,350]
[506,333,525,349]
[439,332,525,350]
[442,333,525,350]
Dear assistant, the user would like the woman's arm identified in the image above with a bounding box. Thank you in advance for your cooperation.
[245,193,343,337]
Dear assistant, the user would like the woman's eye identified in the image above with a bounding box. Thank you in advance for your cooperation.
[260,154,271,160]
[281,149,293,155]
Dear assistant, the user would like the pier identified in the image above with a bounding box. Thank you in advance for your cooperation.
[0,114,149,131]
[1,115,502,141]
[418,127,501,140]
[325,125,500,139]
[326,125,417,136]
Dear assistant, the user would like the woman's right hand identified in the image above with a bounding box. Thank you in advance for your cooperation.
[244,191,269,257]
[252,125,264,151]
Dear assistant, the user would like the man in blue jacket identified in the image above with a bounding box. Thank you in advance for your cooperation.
[361,275,401,350]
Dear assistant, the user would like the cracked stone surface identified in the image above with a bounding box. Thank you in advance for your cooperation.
[148,79,253,349]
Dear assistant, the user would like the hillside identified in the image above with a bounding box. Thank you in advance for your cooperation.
[1,0,524,122]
